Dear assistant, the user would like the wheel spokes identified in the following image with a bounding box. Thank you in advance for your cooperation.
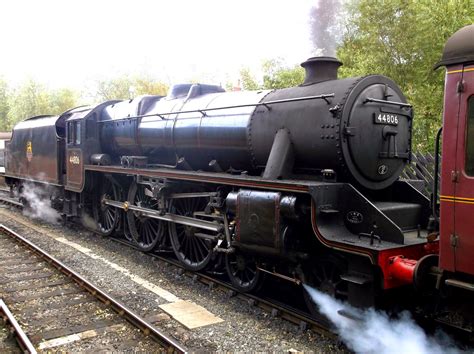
[94,182,119,236]
[225,253,261,292]
[127,182,165,251]
[168,195,215,270]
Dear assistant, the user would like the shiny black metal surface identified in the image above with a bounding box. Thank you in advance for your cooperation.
[5,115,65,184]
[97,74,409,190]
[5,58,412,192]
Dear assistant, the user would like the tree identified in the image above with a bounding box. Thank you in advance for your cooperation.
[239,68,261,91]
[134,77,168,97]
[95,77,134,101]
[239,59,305,92]
[337,0,474,151]
[7,79,52,128]
[94,76,169,102]
[6,79,80,130]
[262,59,305,89]
[49,88,78,115]
[0,79,9,131]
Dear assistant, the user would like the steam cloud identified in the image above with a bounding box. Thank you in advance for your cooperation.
[19,182,61,224]
[81,212,99,232]
[304,285,462,354]
[309,0,343,57]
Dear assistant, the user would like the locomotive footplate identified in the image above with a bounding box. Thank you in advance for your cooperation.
[86,164,433,257]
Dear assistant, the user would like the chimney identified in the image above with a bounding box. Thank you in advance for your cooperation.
[300,56,342,85]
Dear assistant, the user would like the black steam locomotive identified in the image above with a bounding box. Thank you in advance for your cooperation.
[3,55,432,309]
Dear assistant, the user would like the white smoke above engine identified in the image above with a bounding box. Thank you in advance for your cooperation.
[303,284,462,354]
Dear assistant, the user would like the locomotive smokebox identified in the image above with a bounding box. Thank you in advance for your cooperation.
[301,56,342,85]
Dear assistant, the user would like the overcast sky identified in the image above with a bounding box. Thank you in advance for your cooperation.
[0,0,317,88]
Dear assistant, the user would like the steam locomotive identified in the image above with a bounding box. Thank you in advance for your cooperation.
[3,25,474,327]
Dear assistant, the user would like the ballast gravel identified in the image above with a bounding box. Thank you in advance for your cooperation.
[0,207,348,352]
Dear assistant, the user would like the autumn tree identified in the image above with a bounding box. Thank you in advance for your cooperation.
[94,76,169,101]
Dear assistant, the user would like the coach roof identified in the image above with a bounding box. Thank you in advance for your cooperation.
[435,24,474,69]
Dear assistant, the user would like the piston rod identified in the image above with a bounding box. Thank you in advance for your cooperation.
[103,199,223,232]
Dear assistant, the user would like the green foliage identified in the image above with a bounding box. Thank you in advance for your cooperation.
[0,76,169,131]
[262,59,305,89]
[239,68,261,91]
[94,76,169,101]
[337,0,474,151]
[49,88,78,116]
[239,59,305,91]
[95,77,133,101]
[5,80,79,130]
[0,79,9,131]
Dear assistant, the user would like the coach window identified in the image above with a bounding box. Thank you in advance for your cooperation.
[465,96,474,176]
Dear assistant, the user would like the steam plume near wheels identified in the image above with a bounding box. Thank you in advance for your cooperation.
[304,285,462,354]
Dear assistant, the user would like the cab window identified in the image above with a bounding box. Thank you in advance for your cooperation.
[67,121,82,146]
[67,122,74,144]
[75,121,81,145]
[465,96,474,175]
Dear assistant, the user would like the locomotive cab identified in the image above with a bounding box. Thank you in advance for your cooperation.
[65,114,85,191]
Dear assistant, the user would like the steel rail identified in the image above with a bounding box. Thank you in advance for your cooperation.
[0,224,187,353]
[110,237,334,338]
[0,195,23,207]
[0,299,37,354]
[0,195,329,337]
[0,196,330,337]
[0,189,24,208]
[0,200,334,339]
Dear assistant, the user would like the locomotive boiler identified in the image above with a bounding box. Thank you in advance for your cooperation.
[100,57,412,190]
[5,25,474,329]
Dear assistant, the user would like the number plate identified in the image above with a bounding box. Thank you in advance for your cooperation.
[374,113,399,126]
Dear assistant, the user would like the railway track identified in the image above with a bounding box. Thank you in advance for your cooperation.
[0,190,336,340]
[1,188,471,350]
[0,224,186,353]
[0,299,35,353]
[112,237,334,336]
[0,187,22,208]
